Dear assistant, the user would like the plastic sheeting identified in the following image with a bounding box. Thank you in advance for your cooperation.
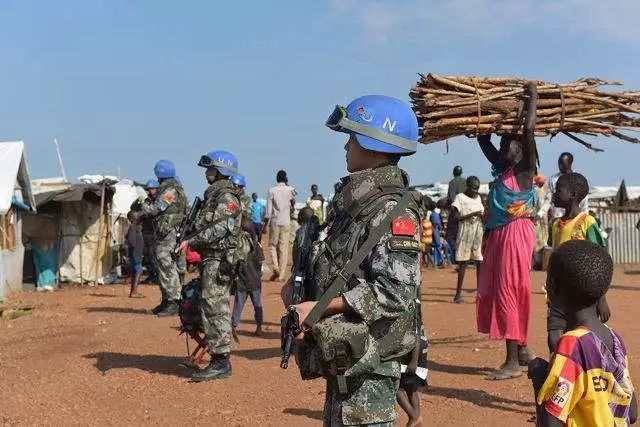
[0,141,35,215]
[32,241,57,286]
[58,200,109,283]
[112,180,147,216]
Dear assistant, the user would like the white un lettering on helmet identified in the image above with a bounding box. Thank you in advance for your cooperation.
[383,117,397,132]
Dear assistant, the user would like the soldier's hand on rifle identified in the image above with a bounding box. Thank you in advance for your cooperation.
[291,301,316,339]
[175,240,188,254]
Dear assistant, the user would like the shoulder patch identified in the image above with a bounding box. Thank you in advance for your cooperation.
[392,217,417,236]
[163,193,175,204]
[388,236,420,253]
[227,201,238,212]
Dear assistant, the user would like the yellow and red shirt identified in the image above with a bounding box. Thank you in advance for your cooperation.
[551,212,604,248]
[537,326,635,426]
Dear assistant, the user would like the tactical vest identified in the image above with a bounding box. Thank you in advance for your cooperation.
[153,178,187,236]
[303,165,421,380]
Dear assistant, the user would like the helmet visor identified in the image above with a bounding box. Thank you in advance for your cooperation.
[325,105,417,153]
[197,155,238,174]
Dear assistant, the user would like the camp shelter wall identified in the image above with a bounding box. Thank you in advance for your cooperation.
[0,141,35,299]
[58,197,111,283]
[1,203,25,297]
[596,211,640,264]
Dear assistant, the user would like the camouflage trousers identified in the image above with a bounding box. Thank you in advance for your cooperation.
[200,258,232,355]
[323,375,398,427]
[154,231,182,302]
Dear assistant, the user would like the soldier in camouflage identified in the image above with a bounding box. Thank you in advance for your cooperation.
[290,95,422,426]
[139,179,159,284]
[139,160,187,317]
[178,150,247,382]
[230,173,252,221]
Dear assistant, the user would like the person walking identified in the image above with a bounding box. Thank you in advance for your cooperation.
[250,192,265,237]
[264,169,296,281]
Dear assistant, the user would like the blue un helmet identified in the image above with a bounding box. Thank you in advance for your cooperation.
[145,179,159,189]
[230,173,246,188]
[325,95,418,155]
[154,160,176,179]
[197,150,238,177]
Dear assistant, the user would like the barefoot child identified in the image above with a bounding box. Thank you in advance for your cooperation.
[126,211,145,298]
[397,286,428,427]
[547,172,610,354]
[451,176,484,303]
[529,240,637,426]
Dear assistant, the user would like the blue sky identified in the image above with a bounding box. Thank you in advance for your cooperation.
[2,0,640,199]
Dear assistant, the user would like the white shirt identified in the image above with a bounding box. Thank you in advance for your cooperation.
[266,182,297,226]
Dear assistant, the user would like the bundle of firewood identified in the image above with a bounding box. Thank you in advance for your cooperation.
[410,73,640,150]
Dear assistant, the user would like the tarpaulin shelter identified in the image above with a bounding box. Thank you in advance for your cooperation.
[24,179,115,285]
[23,177,146,285]
[0,141,35,298]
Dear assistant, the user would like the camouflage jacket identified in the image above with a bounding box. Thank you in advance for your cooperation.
[140,178,186,238]
[188,179,243,260]
[310,164,421,378]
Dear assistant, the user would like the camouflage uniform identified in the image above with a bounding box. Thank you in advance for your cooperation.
[309,165,421,426]
[141,178,187,302]
[188,179,244,355]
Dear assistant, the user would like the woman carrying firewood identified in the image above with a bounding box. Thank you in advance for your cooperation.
[476,83,538,380]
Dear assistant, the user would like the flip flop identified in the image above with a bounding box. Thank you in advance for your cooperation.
[485,368,523,381]
[129,293,145,299]
[453,296,464,304]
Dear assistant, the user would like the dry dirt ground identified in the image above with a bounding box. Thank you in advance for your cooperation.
[1,265,639,426]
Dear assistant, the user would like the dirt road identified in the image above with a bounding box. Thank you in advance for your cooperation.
[1,266,638,426]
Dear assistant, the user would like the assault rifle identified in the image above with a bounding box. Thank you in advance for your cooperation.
[280,215,321,369]
[175,196,203,250]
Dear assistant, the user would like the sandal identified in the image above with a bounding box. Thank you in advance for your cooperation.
[485,368,522,381]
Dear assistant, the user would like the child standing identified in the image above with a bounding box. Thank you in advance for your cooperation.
[397,286,428,427]
[451,176,484,304]
[126,211,145,298]
[547,172,610,354]
[231,217,265,338]
[529,240,637,426]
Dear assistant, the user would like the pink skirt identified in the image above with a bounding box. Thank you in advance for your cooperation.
[476,218,535,345]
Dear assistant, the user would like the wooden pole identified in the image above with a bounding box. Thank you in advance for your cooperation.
[93,183,106,286]
[79,201,83,285]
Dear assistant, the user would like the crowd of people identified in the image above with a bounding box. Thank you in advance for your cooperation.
[120,87,636,427]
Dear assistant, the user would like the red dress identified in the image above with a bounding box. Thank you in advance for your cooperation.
[476,169,535,345]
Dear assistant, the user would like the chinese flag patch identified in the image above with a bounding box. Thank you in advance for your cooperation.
[162,193,175,204]
[392,217,416,236]
[226,201,238,212]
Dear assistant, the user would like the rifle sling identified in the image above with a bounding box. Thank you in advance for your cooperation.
[182,209,241,242]
[304,192,413,328]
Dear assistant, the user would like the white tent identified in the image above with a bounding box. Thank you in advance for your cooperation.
[0,141,35,298]
[0,141,35,214]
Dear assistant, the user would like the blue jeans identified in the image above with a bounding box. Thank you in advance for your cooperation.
[232,289,263,327]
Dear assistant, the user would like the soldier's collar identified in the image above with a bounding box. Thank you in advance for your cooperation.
[334,165,407,214]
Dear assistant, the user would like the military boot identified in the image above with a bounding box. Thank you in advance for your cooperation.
[151,299,167,315]
[156,301,179,317]
[191,355,232,382]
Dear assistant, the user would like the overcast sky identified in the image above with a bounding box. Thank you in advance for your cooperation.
[2,0,640,198]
